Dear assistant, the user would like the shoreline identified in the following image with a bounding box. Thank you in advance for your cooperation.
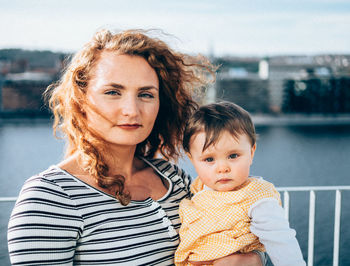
[252,114,350,126]
[2,114,350,126]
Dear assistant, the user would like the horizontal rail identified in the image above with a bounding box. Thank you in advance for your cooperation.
[277,185,350,192]
[0,197,17,202]
[1,186,349,202]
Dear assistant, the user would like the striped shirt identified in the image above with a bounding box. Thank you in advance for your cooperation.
[8,158,192,265]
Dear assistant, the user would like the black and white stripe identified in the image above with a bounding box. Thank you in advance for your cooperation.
[8,158,192,265]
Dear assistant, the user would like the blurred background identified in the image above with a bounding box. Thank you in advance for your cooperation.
[1,0,350,265]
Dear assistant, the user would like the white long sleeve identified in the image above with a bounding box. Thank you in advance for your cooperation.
[249,199,306,266]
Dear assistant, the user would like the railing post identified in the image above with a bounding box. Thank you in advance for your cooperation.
[333,190,341,266]
[283,191,290,220]
[308,190,316,266]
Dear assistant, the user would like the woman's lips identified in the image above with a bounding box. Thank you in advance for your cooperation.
[117,124,142,130]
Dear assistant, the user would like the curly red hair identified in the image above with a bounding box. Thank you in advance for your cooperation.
[46,29,215,205]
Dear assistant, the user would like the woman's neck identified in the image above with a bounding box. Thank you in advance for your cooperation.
[59,144,139,181]
[104,144,138,179]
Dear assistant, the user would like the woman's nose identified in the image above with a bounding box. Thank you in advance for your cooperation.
[121,96,139,117]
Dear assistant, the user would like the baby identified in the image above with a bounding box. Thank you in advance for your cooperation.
[175,102,305,266]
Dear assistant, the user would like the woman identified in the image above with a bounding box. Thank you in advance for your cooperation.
[8,29,265,265]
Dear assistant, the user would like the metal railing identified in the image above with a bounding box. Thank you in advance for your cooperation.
[2,185,350,266]
[0,197,17,202]
[277,186,350,266]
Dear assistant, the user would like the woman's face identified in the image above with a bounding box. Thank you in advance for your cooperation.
[85,52,160,147]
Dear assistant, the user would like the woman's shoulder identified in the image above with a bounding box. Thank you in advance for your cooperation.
[17,166,80,202]
[142,157,187,177]
[142,157,192,192]
[24,166,75,187]
[9,166,84,237]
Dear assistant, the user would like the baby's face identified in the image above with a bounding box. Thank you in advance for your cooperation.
[188,130,256,192]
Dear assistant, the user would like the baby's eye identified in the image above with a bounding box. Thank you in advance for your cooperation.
[204,157,214,162]
[228,154,238,159]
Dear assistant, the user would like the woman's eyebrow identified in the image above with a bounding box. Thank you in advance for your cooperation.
[139,86,159,91]
[105,83,158,91]
[106,83,124,89]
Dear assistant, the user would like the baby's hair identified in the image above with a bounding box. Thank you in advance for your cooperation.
[183,101,256,153]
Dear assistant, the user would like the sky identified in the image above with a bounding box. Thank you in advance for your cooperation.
[1,0,350,56]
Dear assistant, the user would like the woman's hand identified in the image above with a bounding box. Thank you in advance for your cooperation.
[213,252,263,266]
[188,252,263,266]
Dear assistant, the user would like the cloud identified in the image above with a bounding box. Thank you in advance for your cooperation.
[0,0,349,55]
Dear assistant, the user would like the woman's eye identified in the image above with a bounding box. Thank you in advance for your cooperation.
[105,90,120,96]
[204,157,214,162]
[229,154,238,159]
[139,92,154,99]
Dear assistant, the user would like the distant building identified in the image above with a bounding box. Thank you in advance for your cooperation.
[282,76,350,113]
[1,48,349,116]
[213,55,350,114]
[0,72,54,117]
[215,75,269,113]
[0,49,66,117]
[213,57,270,113]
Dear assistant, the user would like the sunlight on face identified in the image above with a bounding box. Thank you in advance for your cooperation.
[85,52,160,147]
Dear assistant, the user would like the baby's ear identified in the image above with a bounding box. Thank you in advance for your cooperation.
[186,152,192,161]
[251,143,257,158]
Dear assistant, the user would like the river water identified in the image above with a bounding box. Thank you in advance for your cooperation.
[1,119,350,265]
